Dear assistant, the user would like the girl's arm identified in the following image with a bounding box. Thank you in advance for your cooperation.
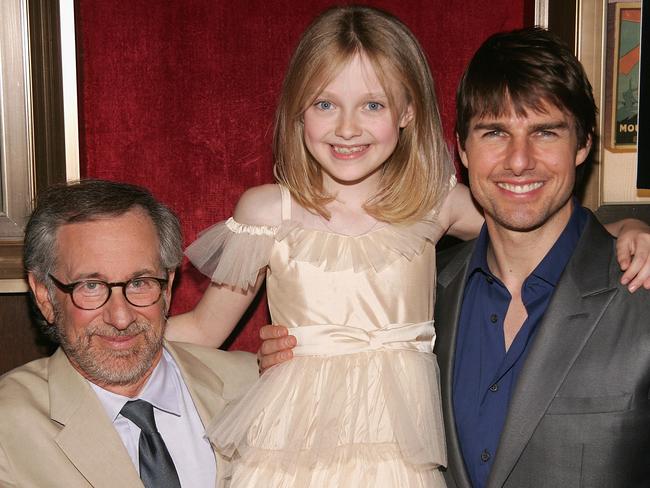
[166,184,283,347]
[166,272,265,348]
[439,182,650,292]
[436,182,484,240]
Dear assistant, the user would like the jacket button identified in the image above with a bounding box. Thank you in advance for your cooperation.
[481,449,491,462]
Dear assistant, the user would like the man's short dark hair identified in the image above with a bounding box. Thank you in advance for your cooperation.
[455,27,597,151]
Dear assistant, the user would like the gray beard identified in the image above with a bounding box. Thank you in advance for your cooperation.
[53,302,165,387]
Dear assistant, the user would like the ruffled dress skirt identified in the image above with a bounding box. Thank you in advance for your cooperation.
[207,335,447,487]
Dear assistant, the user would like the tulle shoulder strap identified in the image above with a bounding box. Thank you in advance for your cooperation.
[450,173,457,189]
[186,217,291,290]
[279,185,292,221]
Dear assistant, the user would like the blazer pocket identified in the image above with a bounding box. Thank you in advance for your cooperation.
[547,393,632,415]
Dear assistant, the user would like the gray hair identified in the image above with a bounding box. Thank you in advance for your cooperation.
[24,179,183,284]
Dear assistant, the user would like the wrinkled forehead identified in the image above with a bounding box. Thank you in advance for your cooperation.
[54,210,162,274]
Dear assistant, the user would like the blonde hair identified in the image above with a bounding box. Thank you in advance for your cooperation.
[273,5,453,223]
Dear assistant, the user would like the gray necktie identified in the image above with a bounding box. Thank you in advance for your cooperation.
[120,399,181,488]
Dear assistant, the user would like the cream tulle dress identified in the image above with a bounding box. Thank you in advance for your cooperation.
[186,185,448,487]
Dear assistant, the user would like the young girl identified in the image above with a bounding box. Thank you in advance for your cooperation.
[168,6,650,487]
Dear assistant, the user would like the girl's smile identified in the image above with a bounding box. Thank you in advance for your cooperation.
[330,144,369,158]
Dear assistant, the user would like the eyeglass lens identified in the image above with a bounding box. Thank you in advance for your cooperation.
[72,278,163,309]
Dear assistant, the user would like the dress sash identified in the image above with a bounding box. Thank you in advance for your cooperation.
[291,321,436,357]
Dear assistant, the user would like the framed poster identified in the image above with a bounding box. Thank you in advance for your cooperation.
[541,0,649,216]
[610,2,641,150]
[638,0,649,190]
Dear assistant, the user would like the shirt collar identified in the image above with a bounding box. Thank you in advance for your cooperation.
[89,347,182,422]
[530,200,588,286]
[468,199,589,286]
[468,222,491,276]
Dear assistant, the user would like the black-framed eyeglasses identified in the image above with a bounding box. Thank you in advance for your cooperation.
[48,274,169,310]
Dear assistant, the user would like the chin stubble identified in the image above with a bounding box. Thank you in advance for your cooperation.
[53,303,165,386]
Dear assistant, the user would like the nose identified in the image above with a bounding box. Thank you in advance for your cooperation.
[102,289,137,330]
[504,136,535,175]
[334,109,362,139]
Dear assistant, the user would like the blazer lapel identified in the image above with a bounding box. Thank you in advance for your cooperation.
[164,341,229,486]
[435,241,475,488]
[487,217,618,487]
[49,349,143,488]
[164,341,227,425]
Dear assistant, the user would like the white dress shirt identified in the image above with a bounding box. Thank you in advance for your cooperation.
[90,348,216,487]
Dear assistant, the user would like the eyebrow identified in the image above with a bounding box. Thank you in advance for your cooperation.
[316,90,389,100]
[364,92,389,99]
[472,122,506,131]
[529,121,570,132]
[471,120,570,132]
[70,269,159,282]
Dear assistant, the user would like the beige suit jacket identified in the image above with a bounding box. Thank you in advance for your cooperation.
[0,340,257,488]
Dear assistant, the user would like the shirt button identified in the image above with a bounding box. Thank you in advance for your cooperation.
[481,449,491,462]
[490,383,499,392]
[490,314,498,323]
[486,275,494,284]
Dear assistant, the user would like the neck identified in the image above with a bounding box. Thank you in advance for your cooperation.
[322,169,382,208]
[485,205,574,291]
[72,349,162,398]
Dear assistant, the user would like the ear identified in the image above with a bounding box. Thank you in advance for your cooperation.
[575,134,592,167]
[456,132,469,169]
[28,273,56,324]
[399,104,414,128]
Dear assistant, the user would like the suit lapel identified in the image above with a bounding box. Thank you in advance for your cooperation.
[164,341,227,425]
[435,241,475,488]
[487,217,618,487]
[165,341,229,485]
[49,349,143,488]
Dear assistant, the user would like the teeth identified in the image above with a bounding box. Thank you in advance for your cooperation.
[498,182,543,194]
[332,145,367,154]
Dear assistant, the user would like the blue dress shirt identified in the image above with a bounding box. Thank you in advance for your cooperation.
[452,203,588,488]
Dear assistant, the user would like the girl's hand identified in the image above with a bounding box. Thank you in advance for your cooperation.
[615,219,650,292]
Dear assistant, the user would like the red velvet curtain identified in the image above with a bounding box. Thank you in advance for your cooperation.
[75,0,528,352]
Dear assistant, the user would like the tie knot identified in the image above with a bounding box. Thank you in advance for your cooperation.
[120,399,158,434]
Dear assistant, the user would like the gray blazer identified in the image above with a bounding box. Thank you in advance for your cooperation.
[435,212,650,488]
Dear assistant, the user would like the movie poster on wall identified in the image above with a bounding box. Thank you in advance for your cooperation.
[638,0,649,189]
[610,2,641,150]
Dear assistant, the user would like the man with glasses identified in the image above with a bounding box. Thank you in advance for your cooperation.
[0,180,257,488]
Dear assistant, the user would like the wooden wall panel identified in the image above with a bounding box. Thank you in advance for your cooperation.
[0,294,55,375]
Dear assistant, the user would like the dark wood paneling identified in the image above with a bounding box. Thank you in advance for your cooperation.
[29,0,67,193]
[548,0,576,49]
[595,204,650,225]
[0,293,56,375]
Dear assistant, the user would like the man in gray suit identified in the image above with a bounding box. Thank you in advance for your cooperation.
[259,28,650,487]
[0,180,257,487]
[433,27,650,487]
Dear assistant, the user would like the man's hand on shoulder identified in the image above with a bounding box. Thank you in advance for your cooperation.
[258,325,296,373]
